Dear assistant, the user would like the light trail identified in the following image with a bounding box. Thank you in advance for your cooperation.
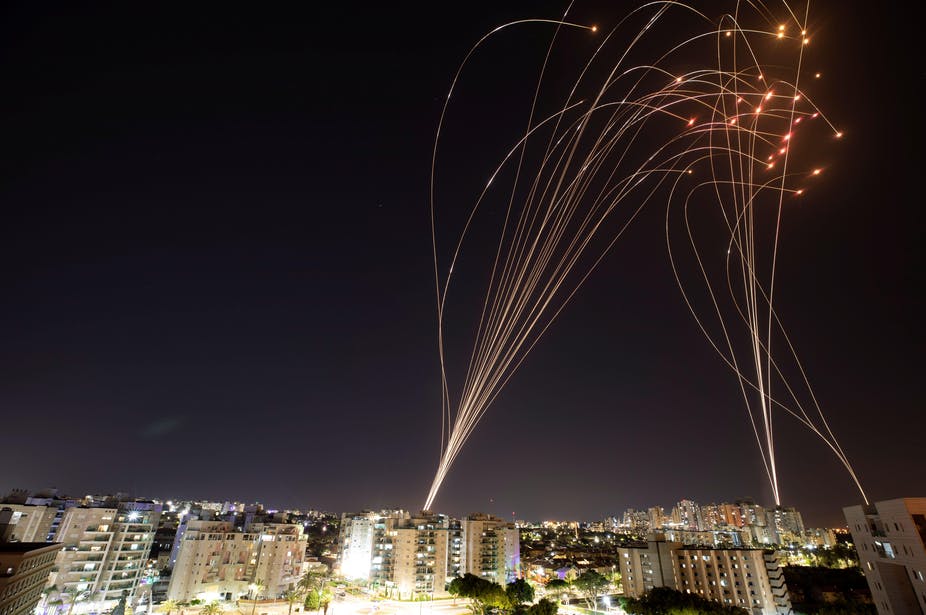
[424,0,867,511]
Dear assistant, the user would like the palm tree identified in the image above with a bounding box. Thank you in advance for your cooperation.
[248,583,264,615]
[161,600,180,615]
[284,590,302,615]
[200,602,222,615]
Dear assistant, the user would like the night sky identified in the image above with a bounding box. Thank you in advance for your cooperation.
[1,1,921,527]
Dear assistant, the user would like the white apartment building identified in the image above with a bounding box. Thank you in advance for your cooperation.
[51,503,160,610]
[844,498,926,615]
[339,511,516,600]
[166,521,308,603]
[617,538,791,615]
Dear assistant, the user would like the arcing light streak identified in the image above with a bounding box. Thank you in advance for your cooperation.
[425,0,867,511]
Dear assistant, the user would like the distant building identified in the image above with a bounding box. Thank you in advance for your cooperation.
[0,506,58,543]
[844,498,926,615]
[617,536,791,615]
[0,542,63,615]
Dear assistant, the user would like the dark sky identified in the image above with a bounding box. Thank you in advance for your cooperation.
[0,1,921,527]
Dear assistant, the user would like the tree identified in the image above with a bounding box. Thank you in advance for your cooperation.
[298,572,327,594]
[622,587,747,615]
[506,580,534,606]
[572,571,609,610]
[284,591,302,615]
[200,602,221,615]
[161,600,180,615]
[304,590,321,612]
[448,573,509,615]
[543,580,570,605]
[528,599,558,615]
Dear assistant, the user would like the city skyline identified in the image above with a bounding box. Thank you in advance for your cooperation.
[0,1,922,527]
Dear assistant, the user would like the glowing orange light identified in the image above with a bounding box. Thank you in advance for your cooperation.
[812,169,821,175]
[768,163,774,169]
[765,92,773,100]
[777,32,784,39]
[835,132,843,138]
[687,169,693,174]
[758,74,764,80]
[778,25,786,31]
[736,97,743,104]
[688,118,695,126]
[730,118,737,124]
[591,25,597,32]
[815,72,821,78]
[755,107,762,114]
[811,112,819,118]
[795,189,804,195]
[794,117,802,123]
[779,148,786,154]
[783,133,791,141]
[794,95,801,101]
[803,38,810,44]
[801,29,807,35]
[725,31,732,37]
[676,76,683,83]
[768,155,774,160]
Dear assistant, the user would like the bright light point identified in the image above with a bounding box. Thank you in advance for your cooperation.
[736,97,743,103]
[758,74,764,80]
[688,118,695,126]
[768,163,774,169]
[812,169,821,175]
[778,24,786,31]
[730,118,737,124]
[765,92,773,100]
[676,77,682,83]
[779,148,786,154]
[812,112,819,119]
[725,31,732,37]
[777,32,784,39]
[783,133,791,141]
[795,189,804,195]
[591,25,597,33]
[794,95,801,101]
[802,29,807,35]
[687,169,693,174]
[835,132,843,138]
[815,72,821,78]
[755,107,762,114]
[803,38,810,44]
[795,117,802,123]
[768,155,774,160]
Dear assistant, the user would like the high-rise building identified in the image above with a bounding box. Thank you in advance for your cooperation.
[50,501,161,610]
[765,506,804,545]
[0,542,63,615]
[460,513,519,585]
[338,510,518,600]
[617,537,791,615]
[844,498,926,615]
[648,507,666,531]
[674,500,704,532]
[165,520,308,603]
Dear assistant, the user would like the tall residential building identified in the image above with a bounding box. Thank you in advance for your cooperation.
[460,513,519,585]
[166,520,308,602]
[339,511,517,600]
[51,502,161,610]
[765,506,805,545]
[617,537,791,615]
[674,500,704,532]
[0,542,63,615]
[648,507,666,531]
[844,498,926,615]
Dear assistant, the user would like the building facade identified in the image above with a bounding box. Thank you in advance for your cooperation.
[844,498,926,615]
[0,543,62,615]
[166,520,308,603]
[617,537,791,615]
[51,502,160,610]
